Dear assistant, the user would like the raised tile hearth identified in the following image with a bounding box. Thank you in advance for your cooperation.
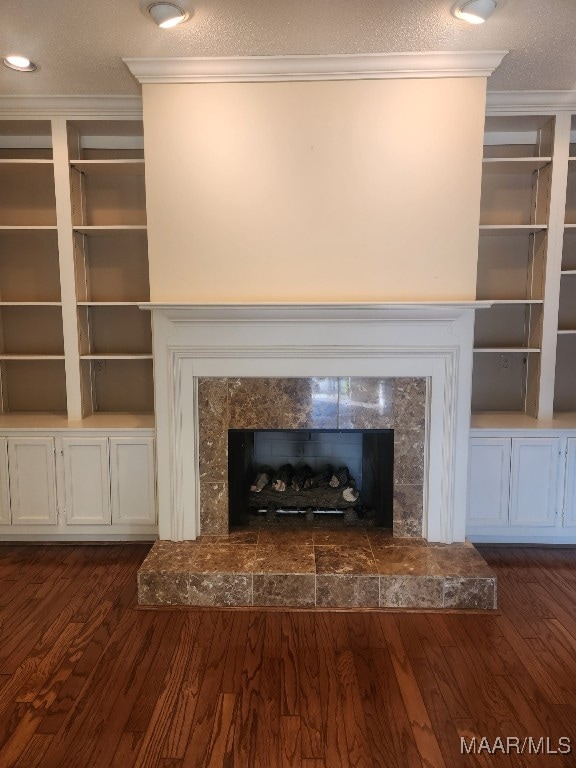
[138,528,497,610]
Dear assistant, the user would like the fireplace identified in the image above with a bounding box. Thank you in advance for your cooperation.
[144,302,483,544]
[138,303,498,609]
[228,427,395,528]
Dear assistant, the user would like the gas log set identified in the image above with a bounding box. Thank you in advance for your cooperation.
[248,464,364,518]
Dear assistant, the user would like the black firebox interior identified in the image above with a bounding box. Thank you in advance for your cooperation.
[228,429,393,527]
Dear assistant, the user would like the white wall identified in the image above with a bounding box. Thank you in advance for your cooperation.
[142,77,487,302]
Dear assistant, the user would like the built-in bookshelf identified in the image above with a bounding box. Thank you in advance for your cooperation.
[473,112,575,420]
[0,117,153,421]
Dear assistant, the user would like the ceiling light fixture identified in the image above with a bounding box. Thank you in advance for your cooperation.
[147,3,190,28]
[452,0,497,24]
[3,55,38,72]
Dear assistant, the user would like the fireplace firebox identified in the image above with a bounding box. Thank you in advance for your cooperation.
[228,428,394,527]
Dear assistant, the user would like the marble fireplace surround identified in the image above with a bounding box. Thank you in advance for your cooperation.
[198,376,425,537]
[145,303,484,544]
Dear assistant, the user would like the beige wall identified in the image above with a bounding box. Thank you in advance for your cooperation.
[142,78,486,302]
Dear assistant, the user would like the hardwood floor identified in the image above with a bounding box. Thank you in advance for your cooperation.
[1,544,576,767]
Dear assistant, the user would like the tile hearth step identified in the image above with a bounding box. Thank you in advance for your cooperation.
[138,529,497,611]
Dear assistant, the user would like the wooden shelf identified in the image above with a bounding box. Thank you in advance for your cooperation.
[0,412,155,430]
[479,225,547,234]
[0,159,53,167]
[73,225,147,235]
[474,348,541,353]
[0,302,62,307]
[0,354,66,360]
[80,353,153,360]
[0,225,58,231]
[70,159,145,175]
[485,299,544,305]
[77,301,144,307]
[482,158,552,173]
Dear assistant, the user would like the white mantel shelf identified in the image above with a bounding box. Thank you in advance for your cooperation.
[140,301,492,321]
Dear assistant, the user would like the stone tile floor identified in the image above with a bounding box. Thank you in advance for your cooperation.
[138,527,496,610]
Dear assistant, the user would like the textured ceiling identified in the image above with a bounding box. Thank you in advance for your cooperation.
[1,0,575,96]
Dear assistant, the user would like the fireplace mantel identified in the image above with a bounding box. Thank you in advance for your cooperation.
[142,302,490,544]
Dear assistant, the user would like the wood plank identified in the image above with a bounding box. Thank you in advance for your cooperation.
[182,612,243,768]
[39,610,168,767]
[161,645,208,760]
[297,614,324,760]
[129,616,198,768]
[254,657,282,768]
[124,613,187,733]
[314,613,351,768]
[378,615,447,768]
[336,648,373,768]
[410,656,483,768]
[280,613,300,716]
[202,693,237,768]
[36,576,139,734]
[12,734,53,768]
[280,715,301,768]
[408,615,473,720]
[351,640,411,768]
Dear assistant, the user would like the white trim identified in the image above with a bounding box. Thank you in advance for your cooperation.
[0,96,142,119]
[468,534,576,544]
[123,52,508,84]
[486,90,576,114]
[149,303,478,544]
[140,301,492,321]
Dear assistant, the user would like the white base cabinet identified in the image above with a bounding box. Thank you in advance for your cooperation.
[467,432,575,542]
[7,437,58,525]
[62,437,111,525]
[110,437,156,526]
[564,438,576,528]
[0,429,157,540]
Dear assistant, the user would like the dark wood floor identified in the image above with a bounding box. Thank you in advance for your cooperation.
[1,545,576,767]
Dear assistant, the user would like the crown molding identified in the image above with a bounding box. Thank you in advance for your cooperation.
[0,95,142,119]
[124,51,508,84]
[486,90,576,113]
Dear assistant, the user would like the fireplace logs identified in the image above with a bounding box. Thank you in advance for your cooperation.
[249,463,362,512]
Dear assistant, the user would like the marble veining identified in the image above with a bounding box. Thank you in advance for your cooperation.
[138,531,496,610]
[197,376,428,539]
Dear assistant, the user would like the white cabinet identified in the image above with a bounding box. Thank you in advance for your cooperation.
[62,437,111,525]
[110,437,156,526]
[0,429,156,539]
[564,438,576,527]
[7,437,58,525]
[467,433,574,542]
[0,438,10,524]
[467,438,511,527]
[509,438,559,526]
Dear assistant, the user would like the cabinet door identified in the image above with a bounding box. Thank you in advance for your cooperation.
[467,438,511,527]
[110,437,156,526]
[563,438,576,527]
[62,437,111,525]
[0,437,10,525]
[509,438,560,527]
[8,437,57,525]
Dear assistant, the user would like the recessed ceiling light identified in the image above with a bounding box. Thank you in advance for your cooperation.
[452,0,497,24]
[147,3,190,28]
[3,55,38,72]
